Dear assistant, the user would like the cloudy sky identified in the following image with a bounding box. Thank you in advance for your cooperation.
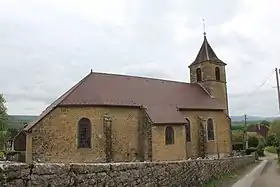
[0,0,280,117]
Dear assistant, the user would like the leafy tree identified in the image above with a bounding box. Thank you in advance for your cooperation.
[270,120,280,143]
[0,94,8,150]
[267,133,279,147]
[232,130,244,143]
[261,120,270,127]
[231,124,245,131]
[7,128,19,139]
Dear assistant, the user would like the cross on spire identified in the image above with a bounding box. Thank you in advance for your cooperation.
[203,18,206,36]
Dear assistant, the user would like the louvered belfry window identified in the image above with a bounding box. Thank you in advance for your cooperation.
[78,118,91,148]
[196,68,202,81]
[215,67,221,81]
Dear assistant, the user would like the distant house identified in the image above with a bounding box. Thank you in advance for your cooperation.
[247,124,269,138]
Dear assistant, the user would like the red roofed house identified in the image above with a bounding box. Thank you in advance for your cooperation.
[14,34,232,163]
[247,124,269,139]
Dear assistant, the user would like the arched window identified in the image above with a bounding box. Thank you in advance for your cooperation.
[207,118,214,141]
[165,126,174,145]
[78,117,91,148]
[215,67,221,81]
[196,68,202,81]
[185,119,191,142]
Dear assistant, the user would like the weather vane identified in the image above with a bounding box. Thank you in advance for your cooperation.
[202,18,206,36]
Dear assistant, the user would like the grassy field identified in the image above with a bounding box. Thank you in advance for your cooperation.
[8,115,37,129]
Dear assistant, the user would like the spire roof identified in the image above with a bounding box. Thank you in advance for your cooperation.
[189,35,226,67]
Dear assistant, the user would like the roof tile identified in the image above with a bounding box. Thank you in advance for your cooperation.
[24,72,224,131]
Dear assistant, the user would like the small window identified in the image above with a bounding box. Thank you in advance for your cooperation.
[185,119,191,142]
[196,68,202,81]
[78,118,91,148]
[165,126,174,145]
[215,67,220,81]
[207,118,214,141]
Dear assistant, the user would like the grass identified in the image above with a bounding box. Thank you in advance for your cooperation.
[265,146,277,154]
[203,162,259,187]
[203,173,235,187]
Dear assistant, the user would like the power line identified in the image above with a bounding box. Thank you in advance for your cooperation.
[233,70,274,114]
[242,70,274,98]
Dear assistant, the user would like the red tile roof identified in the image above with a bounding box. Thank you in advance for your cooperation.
[23,71,224,131]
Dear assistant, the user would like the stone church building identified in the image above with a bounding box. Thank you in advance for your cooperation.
[14,34,232,163]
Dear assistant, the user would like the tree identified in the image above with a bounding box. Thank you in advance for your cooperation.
[260,120,270,127]
[267,133,279,147]
[0,94,8,150]
[232,130,244,143]
[270,120,280,143]
[7,128,19,139]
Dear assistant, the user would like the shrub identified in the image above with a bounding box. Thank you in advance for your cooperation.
[267,134,279,147]
[232,143,243,151]
[257,147,265,157]
[248,136,259,147]
[0,151,4,160]
[245,147,257,155]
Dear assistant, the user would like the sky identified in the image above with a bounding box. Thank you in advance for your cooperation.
[0,0,280,117]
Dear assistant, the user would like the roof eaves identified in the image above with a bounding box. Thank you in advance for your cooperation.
[188,59,226,68]
[23,71,92,132]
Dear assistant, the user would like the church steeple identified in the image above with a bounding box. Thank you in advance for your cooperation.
[189,35,226,67]
[188,33,229,115]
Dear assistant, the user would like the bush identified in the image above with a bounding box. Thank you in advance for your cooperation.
[232,143,243,151]
[0,151,4,160]
[265,146,277,154]
[248,136,259,147]
[267,134,279,147]
[245,147,257,155]
[257,147,265,157]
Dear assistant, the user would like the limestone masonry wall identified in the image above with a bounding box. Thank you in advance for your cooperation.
[0,156,254,187]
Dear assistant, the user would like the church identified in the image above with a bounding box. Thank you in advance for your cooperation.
[14,34,232,163]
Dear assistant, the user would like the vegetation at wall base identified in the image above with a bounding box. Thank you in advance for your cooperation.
[265,146,277,154]
[203,172,235,187]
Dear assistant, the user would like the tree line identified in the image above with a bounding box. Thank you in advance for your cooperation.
[232,119,280,153]
[0,94,19,151]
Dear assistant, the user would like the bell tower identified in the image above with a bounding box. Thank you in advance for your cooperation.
[189,33,229,115]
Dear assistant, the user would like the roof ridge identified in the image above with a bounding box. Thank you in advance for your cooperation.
[90,71,191,85]
[23,71,92,132]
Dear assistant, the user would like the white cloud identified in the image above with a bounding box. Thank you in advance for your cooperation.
[0,0,279,117]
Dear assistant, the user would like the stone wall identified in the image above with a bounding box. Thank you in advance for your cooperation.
[0,156,254,187]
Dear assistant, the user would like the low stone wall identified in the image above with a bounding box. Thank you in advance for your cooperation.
[0,156,254,187]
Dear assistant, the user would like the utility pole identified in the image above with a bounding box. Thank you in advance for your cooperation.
[244,114,248,149]
[276,68,280,112]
